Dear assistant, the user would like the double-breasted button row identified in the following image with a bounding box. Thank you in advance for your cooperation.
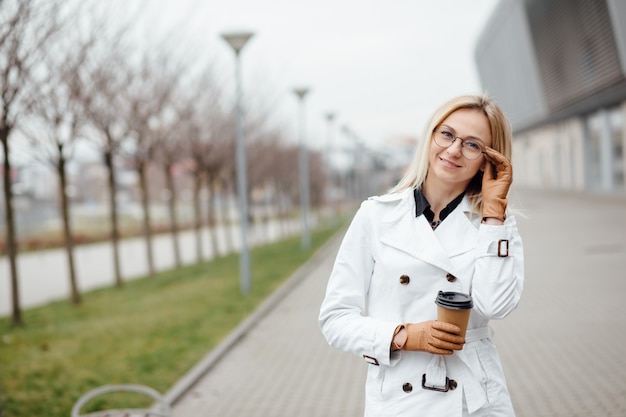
[399,273,457,285]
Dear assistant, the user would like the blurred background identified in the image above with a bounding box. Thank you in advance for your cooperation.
[1,0,626,319]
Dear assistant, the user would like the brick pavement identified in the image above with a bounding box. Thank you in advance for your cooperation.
[492,189,626,417]
[168,188,626,417]
[168,232,367,417]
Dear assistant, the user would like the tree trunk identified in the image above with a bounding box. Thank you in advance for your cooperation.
[192,172,203,263]
[262,197,272,243]
[104,148,123,287]
[207,177,220,258]
[164,162,181,268]
[1,126,22,326]
[220,178,234,254]
[138,160,155,276]
[57,149,80,304]
[276,181,289,238]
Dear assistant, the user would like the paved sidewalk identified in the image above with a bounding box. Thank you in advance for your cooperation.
[491,189,626,417]
[168,188,626,417]
[167,231,367,417]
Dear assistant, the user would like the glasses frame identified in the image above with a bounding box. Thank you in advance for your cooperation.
[431,127,486,160]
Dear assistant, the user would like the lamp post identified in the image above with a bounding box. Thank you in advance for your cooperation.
[221,31,254,294]
[293,87,311,250]
[341,125,360,202]
[325,112,337,227]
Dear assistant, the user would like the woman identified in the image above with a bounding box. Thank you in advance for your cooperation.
[319,94,524,417]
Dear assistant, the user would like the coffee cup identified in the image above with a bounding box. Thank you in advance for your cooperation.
[435,291,473,338]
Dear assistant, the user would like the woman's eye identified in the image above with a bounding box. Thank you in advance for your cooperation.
[441,130,453,138]
[465,140,481,151]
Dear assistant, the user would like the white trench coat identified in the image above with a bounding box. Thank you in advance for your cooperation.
[319,188,524,417]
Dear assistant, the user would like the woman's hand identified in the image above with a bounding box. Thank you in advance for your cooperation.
[482,147,513,222]
[403,321,465,355]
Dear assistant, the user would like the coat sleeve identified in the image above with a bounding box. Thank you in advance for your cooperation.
[471,214,525,319]
[318,201,400,366]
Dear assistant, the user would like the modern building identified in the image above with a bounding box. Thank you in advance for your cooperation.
[475,0,626,193]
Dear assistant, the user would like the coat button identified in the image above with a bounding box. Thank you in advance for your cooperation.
[399,274,410,285]
[449,379,458,390]
[446,273,457,282]
[402,382,413,393]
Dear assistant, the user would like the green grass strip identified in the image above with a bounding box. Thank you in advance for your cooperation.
[0,225,342,417]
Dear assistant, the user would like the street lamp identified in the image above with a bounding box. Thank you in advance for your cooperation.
[341,124,360,202]
[221,31,254,294]
[325,112,337,227]
[293,87,311,250]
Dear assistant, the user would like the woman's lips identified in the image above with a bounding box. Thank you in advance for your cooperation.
[439,157,461,168]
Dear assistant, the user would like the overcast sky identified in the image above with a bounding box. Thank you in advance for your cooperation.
[129,0,500,151]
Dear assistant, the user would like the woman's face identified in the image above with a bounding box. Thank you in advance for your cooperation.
[427,108,492,190]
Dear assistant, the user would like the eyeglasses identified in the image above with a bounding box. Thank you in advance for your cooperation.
[432,127,486,160]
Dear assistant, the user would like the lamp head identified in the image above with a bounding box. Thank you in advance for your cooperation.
[293,87,310,99]
[221,32,255,54]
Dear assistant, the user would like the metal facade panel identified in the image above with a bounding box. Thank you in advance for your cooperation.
[607,0,626,74]
[526,0,623,112]
[475,0,547,131]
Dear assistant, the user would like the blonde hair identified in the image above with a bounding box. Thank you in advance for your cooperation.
[390,93,512,214]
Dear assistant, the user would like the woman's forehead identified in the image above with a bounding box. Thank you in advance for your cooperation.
[440,109,492,145]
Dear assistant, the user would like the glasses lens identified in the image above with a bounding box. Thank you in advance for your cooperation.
[434,130,453,148]
[461,139,483,160]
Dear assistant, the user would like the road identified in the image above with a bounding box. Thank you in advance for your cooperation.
[0,217,303,317]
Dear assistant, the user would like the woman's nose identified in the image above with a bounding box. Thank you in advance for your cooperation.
[446,138,463,156]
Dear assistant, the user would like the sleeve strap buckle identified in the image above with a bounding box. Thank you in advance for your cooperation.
[497,239,509,257]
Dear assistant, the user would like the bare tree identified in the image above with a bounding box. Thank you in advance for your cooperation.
[189,85,236,256]
[155,85,231,268]
[243,104,305,239]
[272,144,300,235]
[216,126,236,255]
[0,0,63,325]
[77,19,135,287]
[176,90,209,263]
[203,119,233,258]
[22,20,95,305]
[179,70,232,260]
[125,53,178,276]
[152,104,186,269]
[247,130,288,238]
[174,109,207,263]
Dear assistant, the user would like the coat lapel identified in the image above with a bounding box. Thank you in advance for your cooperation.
[379,190,479,273]
[434,197,480,257]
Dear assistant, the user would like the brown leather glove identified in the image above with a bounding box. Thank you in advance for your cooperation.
[482,147,513,221]
[403,321,465,355]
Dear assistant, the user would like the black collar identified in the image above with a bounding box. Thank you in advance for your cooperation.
[413,188,465,229]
